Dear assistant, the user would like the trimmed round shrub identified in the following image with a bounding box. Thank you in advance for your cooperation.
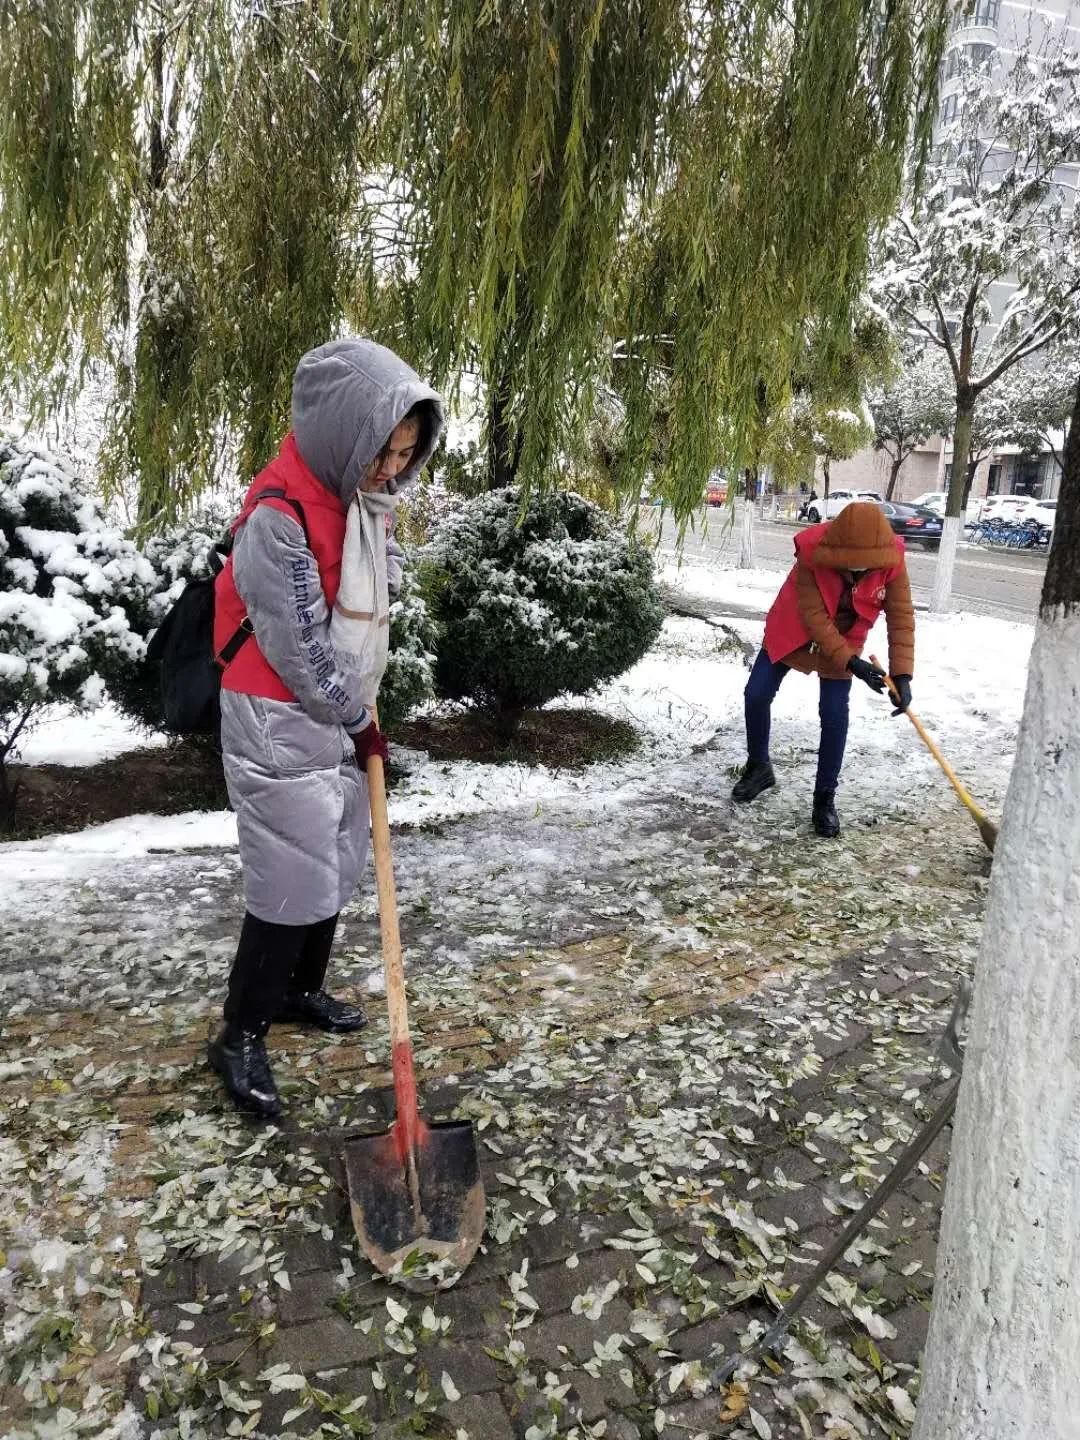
[420,486,665,734]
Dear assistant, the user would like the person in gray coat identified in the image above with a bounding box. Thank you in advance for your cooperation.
[208,339,444,1117]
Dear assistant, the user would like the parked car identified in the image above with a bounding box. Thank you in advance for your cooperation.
[706,474,728,507]
[1014,497,1057,531]
[878,501,943,549]
[804,488,883,523]
[978,494,1031,524]
[908,490,982,523]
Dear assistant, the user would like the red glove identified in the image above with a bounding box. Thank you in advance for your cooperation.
[352,719,389,768]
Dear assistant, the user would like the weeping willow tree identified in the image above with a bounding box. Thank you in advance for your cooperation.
[366,0,949,518]
[0,1,380,529]
[0,0,949,531]
[760,310,895,497]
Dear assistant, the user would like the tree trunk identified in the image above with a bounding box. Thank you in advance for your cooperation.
[822,456,831,502]
[148,32,168,193]
[0,759,20,833]
[962,457,979,508]
[489,376,522,490]
[912,379,1080,1439]
[931,395,974,614]
[739,479,756,569]
[0,705,34,831]
[493,701,524,742]
[885,451,904,501]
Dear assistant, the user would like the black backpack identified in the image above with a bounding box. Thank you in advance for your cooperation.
[145,488,307,736]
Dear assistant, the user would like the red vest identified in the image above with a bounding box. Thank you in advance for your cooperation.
[763,522,905,664]
[214,433,347,701]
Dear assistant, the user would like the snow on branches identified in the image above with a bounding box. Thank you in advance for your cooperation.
[419,486,664,735]
[0,436,155,822]
[872,43,1080,389]
[869,355,954,496]
[871,39,1080,605]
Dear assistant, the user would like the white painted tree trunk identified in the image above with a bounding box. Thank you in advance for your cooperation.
[911,607,1080,1440]
[738,498,755,569]
[930,515,962,613]
[933,398,974,613]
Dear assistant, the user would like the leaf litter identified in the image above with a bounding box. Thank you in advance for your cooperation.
[0,611,1010,1437]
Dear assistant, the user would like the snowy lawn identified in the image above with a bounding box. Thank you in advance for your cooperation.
[4,557,1031,895]
[16,704,169,768]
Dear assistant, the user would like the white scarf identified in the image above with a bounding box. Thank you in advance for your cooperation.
[330,487,401,708]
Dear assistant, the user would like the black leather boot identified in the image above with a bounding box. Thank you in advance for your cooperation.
[732,760,776,803]
[207,1022,282,1118]
[275,990,368,1033]
[812,789,841,838]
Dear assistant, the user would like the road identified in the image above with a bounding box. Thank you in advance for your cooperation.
[653,506,1046,622]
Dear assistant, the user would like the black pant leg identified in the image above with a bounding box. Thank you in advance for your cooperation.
[224,912,309,1031]
[288,913,339,996]
[815,677,852,793]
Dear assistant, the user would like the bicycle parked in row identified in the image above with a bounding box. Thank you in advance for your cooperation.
[965,516,1053,551]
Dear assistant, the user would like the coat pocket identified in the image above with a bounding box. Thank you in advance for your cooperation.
[261,698,344,773]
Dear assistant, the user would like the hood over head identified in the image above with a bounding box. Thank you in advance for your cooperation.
[291,338,445,504]
[811,502,902,571]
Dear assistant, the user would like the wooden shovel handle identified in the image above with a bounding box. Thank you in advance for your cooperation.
[364,710,422,1149]
[868,654,989,824]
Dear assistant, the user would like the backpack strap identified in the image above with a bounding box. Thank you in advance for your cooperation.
[216,613,257,667]
[215,486,311,669]
[245,486,308,540]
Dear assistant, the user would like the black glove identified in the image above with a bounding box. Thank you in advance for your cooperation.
[847,655,887,693]
[889,674,913,717]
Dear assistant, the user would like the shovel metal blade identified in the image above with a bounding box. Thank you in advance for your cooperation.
[344,1121,485,1277]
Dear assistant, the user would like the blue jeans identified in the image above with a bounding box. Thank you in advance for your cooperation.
[744,647,850,794]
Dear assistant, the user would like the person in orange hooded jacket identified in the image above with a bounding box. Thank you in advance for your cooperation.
[732,502,915,837]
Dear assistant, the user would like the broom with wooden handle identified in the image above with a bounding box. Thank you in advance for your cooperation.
[869,653,998,854]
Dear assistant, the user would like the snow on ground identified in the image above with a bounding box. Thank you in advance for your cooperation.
[659,556,790,614]
[1,557,1033,919]
[2,810,238,889]
[16,701,168,767]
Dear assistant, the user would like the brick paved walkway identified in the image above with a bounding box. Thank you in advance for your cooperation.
[3,902,968,1439]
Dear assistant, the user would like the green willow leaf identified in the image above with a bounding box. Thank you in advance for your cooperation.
[0,0,948,531]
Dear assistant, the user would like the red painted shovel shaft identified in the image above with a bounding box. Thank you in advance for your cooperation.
[391,1040,423,1160]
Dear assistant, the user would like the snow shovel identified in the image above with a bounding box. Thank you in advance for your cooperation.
[343,726,485,1278]
[869,653,998,854]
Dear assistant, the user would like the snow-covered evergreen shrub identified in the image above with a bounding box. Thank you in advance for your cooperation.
[0,437,155,824]
[396,473,469,549]
[420,486,665,734]
[439,438,488,497]
[379,575,438,731]
[105,510,228,731]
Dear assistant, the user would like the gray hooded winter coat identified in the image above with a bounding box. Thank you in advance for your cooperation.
[220,340,443,925]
